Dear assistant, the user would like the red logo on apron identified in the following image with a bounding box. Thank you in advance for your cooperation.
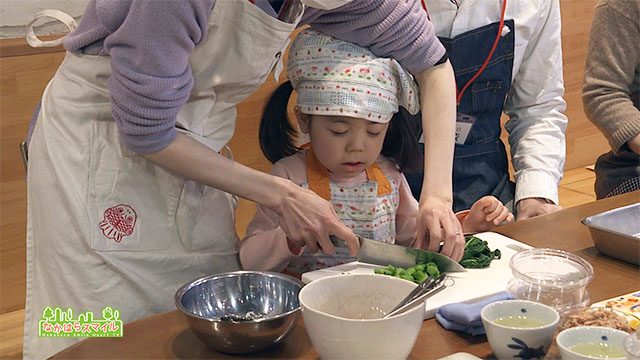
[99,204,137,243]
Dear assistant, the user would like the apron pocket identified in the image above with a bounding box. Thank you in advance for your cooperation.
[468,80,504,144]
[89,121,183,252]
[175,182,239,253]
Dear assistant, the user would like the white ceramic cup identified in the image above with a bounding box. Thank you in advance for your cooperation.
[556,326,629,360]
[481,299,560,360]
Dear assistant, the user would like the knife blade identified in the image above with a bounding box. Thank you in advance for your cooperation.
[330,235,466,272]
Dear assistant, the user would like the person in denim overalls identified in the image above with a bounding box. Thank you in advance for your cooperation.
[406,0,568,219]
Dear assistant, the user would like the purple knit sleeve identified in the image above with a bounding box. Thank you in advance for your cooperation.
[98,0,214,153]
[301,0,445,76]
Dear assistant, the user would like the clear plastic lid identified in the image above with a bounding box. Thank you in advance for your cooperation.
[509,248,594,289]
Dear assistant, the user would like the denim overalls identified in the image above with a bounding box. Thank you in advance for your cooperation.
[407,20,516,212]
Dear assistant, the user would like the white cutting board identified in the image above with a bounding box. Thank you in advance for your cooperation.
[301,232,533,319]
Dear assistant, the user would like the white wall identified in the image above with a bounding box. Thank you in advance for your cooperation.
[0,0,89,39]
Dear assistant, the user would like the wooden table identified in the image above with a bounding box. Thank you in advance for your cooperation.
[52,192,640,359]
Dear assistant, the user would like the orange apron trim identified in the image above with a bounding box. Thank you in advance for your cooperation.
[366,162,392,196]
[305,148,392,200]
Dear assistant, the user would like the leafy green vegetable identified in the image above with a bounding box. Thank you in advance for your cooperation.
[459,235,501,268]
[374,262,440,284]
[374,236,500,279]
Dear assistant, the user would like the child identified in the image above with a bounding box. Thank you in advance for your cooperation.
[239,29,513,275]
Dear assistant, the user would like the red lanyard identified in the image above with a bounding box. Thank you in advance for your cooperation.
[421,0,508,105]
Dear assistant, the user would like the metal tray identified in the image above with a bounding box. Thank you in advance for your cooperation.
[582,203,640,265]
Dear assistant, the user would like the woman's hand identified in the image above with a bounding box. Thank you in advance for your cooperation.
[415,196,465,261]
[463,196,514,233]
[272,181,359,256]
[413,61,461,260]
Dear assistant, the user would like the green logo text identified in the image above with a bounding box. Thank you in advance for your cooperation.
[38,306,123,337]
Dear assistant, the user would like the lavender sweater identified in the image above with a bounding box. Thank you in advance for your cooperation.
[62,0,445,153]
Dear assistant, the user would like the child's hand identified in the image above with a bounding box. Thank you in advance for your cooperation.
[462,196,514,233]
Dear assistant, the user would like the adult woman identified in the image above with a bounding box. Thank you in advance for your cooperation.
[23,1,460,358]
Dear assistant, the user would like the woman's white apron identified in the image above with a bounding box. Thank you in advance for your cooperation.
[23,1,303,358]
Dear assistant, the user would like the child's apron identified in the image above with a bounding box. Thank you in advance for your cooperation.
[23,1,303,358]
[285,150,400,274]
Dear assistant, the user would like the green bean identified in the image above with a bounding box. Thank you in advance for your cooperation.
[374,262,441,284]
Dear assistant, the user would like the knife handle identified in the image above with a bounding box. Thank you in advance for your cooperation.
[329,235,347,248]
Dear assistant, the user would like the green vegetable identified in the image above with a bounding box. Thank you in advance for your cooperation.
[425,262,440,277]
[374,236,501,279]
[459,235,501,268]
[374,261,440,284]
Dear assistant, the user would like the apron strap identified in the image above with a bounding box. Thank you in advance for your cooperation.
[306,149,332,201]
[26,9,78,48]
[365,163,392,197]
[305,148,392,200]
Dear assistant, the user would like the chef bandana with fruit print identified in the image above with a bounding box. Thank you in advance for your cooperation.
[287,29,421,123]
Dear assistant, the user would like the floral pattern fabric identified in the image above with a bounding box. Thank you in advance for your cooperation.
[287,29,420,122]
[285,177,400,274]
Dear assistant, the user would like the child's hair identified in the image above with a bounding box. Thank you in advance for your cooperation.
[259,81,423,173]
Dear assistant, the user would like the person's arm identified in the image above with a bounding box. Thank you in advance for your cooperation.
[239,162,305,272]
[302,1,462,259]
[100,1,358,255]
[302,0,446,86]
[103,0,214,154]
[503,0,567,219]
[582,0,640,154]
[144,135,358,255]
[394,172,419,247]
[414,60,464,261]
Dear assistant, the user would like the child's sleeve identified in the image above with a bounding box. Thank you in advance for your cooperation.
[239,161,304,272]
[395,173,419,247]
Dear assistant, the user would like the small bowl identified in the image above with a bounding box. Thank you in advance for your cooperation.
[508,248,593,315]
[175,271,303,354]
[556,326,628,360]
[299,274,424,360]
[559,307,633,333]
[624,330,640,360]
[481,299,560,360]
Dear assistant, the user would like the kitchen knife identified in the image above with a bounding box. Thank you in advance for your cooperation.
[330,235,466,272]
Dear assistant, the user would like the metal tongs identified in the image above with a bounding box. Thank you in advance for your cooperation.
[383,274,447,319]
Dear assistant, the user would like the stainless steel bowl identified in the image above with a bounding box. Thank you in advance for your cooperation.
[175,271,303,354]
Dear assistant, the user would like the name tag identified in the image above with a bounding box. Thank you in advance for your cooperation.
[455,113,476,144]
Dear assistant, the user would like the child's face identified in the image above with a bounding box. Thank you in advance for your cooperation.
[304,114,389,178]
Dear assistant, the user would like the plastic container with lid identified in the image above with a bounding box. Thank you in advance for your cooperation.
[507,248,594,315]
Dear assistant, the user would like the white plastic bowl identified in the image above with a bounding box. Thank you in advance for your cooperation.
[299,274,424,360]
[556,326,629,360]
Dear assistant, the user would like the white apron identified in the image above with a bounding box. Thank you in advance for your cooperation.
[285,150,400,275]
[23,1,303,358]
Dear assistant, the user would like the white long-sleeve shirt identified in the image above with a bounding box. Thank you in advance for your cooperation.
[425,0,568,205]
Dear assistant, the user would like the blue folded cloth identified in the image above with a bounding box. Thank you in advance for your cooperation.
[435,291,515,336]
